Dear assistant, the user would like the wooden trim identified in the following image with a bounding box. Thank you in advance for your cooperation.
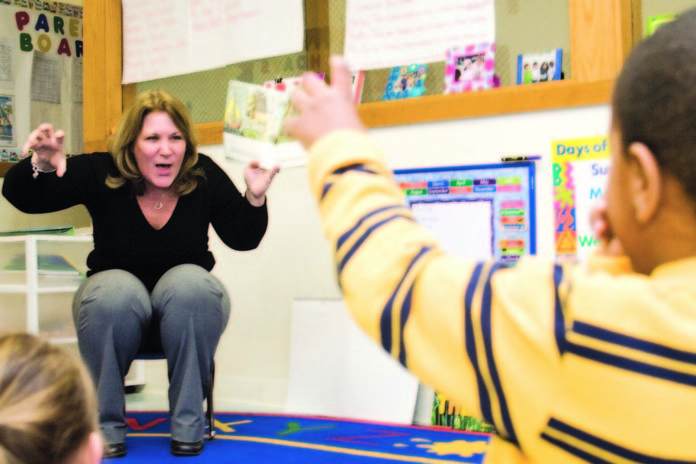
[83,0,123,152]
[192,79,613,146]
[0,162,13,177]
[630,0,643,45]
[358,79,613,128]
[569,0,634,82]
[196,122,225,147]
[305,0,331,82]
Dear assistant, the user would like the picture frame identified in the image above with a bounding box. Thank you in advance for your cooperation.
[0,94,15,148]
[382,64,427,101]
[444,43,496,94]
[516,49,563,85]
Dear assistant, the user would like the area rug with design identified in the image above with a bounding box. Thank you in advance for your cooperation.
[115,412,490,463]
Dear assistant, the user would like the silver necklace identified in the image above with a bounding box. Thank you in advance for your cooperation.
[145,191,167,210]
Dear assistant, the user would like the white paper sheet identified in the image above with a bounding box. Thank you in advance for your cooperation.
[0,37,14,89]
[122,0,304,84]
[286,299,419,424]
[344,0,495,71]
[412,200,493,261]
[31,52,61,104]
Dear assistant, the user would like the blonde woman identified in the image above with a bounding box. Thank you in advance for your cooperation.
[0,332,102,464]
[2,90,279,458]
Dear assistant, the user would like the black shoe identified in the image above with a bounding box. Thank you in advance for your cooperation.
[103,442,127,459]
[171,439,204,457]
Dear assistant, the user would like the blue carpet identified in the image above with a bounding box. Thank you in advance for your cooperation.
[112,412,490,463]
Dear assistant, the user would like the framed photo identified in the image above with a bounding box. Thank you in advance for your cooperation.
[516,49,563,85]
[0,94,15,147]
[444,43,496,94]
[382,64,427,101]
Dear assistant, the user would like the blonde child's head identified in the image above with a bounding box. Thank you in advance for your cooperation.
[0,333,102,464]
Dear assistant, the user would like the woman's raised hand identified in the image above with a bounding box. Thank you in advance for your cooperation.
[23,123,67,177]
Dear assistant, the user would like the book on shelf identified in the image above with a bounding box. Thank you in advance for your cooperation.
[3,253,84,277]
[0,225,75,237]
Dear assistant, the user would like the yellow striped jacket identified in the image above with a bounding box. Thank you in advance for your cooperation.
[308,131,696,464]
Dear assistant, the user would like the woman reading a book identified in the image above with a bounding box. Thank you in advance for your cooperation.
[1,90,279,459]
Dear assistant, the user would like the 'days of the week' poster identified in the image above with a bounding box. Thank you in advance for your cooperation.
[553,136,611,262]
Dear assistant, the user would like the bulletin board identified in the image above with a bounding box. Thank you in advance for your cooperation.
[393,162,536,263]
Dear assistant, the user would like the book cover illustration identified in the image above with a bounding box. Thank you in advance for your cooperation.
[223,81,290,145]
[516,49,563,85]
[262,74,324,145]
[444,43,496,94]
[0,94,15,147]
[223,79,307,168]
[382,64,427,101]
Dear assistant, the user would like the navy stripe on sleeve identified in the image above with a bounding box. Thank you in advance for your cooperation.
[337,213,411,275]
[337,205,403,250]
[553,264,567,355]
[379,246,432,361]
[321,164,379,200]
[574,321,696,364]
[480,262,517,443]
[464,262,493,426]
[567,321,696,387]
[542,418,696,463]
[565,342,696,387]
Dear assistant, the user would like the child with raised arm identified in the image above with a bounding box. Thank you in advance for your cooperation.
[283,9,696,463]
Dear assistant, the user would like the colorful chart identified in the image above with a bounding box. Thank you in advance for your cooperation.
[552,136,611,262]
[394,163,536,263]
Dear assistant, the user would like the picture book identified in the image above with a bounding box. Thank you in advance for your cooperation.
[350,71,365,105]
[4,253,83,276]
[223,80,290,145]
[0,225,75,236]
[262,74,324,145]
[444,43,496,94]
[382,64,427,101]
[223,79,306,168]
[516,48,563,85]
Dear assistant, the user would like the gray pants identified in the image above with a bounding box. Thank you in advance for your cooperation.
[72,264,230,444]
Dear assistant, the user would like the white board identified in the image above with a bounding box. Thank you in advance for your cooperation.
[285,299,419,424]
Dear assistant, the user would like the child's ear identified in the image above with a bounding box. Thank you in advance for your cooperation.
[626,141,661,223]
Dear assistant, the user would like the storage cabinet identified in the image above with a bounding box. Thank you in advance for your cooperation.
[0,233,92,344]
[0,233,146,389]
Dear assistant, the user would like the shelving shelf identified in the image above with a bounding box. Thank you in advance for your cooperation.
[0,233,92,342]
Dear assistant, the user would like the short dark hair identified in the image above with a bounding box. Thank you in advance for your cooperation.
[613,8,696,201]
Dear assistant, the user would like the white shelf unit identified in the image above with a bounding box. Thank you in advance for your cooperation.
[0,233,93,344]
[0,233,146,389]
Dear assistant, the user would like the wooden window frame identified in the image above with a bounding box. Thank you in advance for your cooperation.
[0,0,641,177]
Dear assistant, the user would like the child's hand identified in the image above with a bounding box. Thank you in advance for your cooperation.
[23,123,67,177]
[590,200,624,256]
[283,56,366,150]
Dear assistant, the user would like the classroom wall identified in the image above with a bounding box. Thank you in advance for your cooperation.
[138,102,612,412]
[0,103,612,413]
